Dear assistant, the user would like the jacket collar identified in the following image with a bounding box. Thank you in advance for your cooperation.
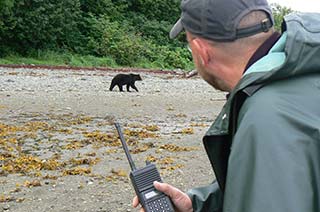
[243,32,281,74]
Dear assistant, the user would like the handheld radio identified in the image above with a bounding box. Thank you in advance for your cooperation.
[114,123,174,212]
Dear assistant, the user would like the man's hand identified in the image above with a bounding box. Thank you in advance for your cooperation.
[132,181,193,212]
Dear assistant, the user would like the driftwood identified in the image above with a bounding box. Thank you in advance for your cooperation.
[185,69,198,78]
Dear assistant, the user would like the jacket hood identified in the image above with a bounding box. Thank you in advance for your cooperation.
[247,12,320,83]
[277,12,320,79]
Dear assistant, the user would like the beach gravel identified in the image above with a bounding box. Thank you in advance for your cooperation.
[0,67,226,212]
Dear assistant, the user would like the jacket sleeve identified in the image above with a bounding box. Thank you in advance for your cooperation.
[186,180,223,212]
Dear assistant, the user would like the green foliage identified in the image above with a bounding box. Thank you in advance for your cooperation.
[143,45,193,70]
[271,3,294,32]
[0,0,14,15]
[129,0,180,22]
[84,15,192,69]
[98,19,145,66]
[0,0,84,54]
[0,1,291,70]
[79,0,127,20]
[0,0,15,55]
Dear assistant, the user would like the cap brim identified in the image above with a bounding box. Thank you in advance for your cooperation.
[169,18,184,39]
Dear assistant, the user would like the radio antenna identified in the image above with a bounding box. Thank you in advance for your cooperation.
[114,123,137,171]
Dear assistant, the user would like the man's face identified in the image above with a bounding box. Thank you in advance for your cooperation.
[193,55,230,92]
[188,38,230,92]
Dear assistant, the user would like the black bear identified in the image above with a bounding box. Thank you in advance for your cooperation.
[109,73,142,92]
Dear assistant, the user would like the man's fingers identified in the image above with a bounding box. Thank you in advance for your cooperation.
[132,196,139,207]
[153,181,193,212]
[154,181,181,199]
[132,196,145,212]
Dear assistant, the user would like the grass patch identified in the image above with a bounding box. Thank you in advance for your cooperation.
[0,51,118,68]
[0,50,194,71]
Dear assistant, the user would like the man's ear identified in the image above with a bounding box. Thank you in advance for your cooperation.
[192,39,210,66]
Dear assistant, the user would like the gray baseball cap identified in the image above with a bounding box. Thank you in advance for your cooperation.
[170,0,274,41]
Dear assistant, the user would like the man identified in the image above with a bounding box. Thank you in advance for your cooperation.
[133,0,320,211]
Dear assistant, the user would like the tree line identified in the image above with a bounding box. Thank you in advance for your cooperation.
[0,0,292,70]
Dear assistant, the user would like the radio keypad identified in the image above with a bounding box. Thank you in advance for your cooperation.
[147,197,172,212]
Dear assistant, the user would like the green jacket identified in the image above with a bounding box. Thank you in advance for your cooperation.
[187,12,320,212]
